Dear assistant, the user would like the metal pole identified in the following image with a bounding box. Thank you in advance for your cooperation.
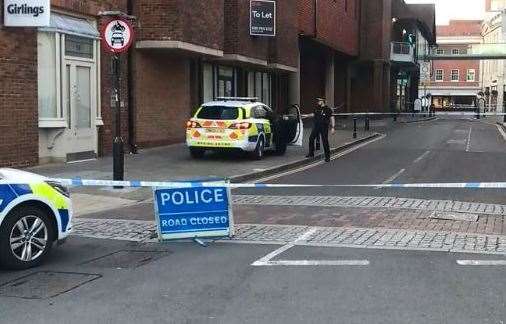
[112,54,124,187]
[353,117,357,139]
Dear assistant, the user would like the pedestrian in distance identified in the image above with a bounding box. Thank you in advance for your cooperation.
[304,98,336,162]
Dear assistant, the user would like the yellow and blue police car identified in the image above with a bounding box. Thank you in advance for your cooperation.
[0,168,72,269]
[186,97,300,159]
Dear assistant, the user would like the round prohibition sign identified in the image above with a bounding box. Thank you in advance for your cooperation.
[101,18,134,54]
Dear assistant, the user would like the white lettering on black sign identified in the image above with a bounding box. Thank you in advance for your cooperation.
[250,0,276,37]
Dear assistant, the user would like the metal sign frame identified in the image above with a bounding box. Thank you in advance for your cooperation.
[250,0,276,37]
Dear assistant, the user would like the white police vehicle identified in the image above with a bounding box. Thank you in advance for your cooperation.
[0,169,72,269]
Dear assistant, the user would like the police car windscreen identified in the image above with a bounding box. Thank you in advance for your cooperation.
[197,106,239,120]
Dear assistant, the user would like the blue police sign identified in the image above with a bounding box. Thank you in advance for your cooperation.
[153,184,234,240]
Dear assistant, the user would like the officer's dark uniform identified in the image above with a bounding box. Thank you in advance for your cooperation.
[307,104,333,161]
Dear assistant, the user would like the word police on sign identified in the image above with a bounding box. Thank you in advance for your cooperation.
[101,18,134,54]
[4,0,50,27]
[250,0,276,37]
[153,183,234,240]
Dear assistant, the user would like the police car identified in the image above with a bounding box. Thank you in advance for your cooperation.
[0,168,72,269]
[186,98,302,159]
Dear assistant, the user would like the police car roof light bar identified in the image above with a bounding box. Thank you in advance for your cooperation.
[216,97,259,102]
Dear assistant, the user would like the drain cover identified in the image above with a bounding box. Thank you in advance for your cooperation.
[0,271,101,299]
[81,250,170,269]
[430,212,479,222]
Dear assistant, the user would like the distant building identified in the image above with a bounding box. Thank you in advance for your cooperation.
[421,20,482,110]
[482,0,506,113]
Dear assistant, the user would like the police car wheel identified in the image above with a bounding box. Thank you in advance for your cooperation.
[190,148,205,159]
[0,206,55,270]
[252,137,265,160]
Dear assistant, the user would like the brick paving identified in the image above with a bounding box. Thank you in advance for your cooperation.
[72,218,506,255]
[233,195,506,216]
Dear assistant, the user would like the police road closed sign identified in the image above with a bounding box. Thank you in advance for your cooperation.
[153,185,233,240]
[101,19,134,54]
[250,0,276,37]
[4,0,50,27]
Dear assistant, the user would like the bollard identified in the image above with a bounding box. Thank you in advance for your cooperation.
[365,117,370,131]
[353,117,357,139]
[476,108,480,119]
[393,114,397,122]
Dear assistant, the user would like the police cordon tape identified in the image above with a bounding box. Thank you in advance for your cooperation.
[38,178,506,189]
[332,111,506,117]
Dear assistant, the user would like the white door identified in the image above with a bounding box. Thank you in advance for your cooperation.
[63,60,97,160]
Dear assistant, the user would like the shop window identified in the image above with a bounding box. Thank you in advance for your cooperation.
[202,64,214,103]
[452,49,459,55]
[218,66,234,97]
[37,13,100,128]
[38,32,58,119]
[435,69,443,82]
[436,49,444,55]
[247,71,272,107]
[65,35,94,59]
[467,69,475,82]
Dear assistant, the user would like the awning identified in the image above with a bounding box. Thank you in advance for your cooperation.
[39,13,99,39]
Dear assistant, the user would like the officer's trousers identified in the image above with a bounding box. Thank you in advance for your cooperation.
[308,124,330,159]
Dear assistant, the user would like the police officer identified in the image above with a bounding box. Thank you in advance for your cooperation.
[305,98,335,162]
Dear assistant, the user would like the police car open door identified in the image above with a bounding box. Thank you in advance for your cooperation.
[285,104,303,147]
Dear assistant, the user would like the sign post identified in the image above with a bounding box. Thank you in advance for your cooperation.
[153,182,234,242]
[100,16,134,186]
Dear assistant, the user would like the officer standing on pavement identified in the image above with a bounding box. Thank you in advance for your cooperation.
[305,98,336,162]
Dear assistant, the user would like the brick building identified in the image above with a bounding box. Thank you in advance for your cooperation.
[422,20,482,109]
[0,0,435,167]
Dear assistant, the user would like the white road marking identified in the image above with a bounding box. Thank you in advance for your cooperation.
[251,228,368,267]
[413,151,430,164]
[457,260,506,266]
[251,228,318,266]
[375,168,405,189]
[496,124,506,142]
[466,126,472,152]
[251,134,386,184]
[257,260,370,266]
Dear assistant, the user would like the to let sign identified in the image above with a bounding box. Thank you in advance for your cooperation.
[153,184,234,240]
[4,0,50,27]
[250,0,276,37]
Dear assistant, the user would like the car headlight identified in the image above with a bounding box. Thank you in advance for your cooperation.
[46,181,70,198]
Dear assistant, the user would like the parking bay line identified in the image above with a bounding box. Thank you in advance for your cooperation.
[413,150,430,164]
[457,260,506,266]
[251,228,369,267]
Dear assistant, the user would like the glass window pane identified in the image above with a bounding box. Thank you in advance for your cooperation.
[38,32,57,118]
[76,66,91,128]
[65,35,94,59]
[262,73,269,106]
[203,64,213,102]
[248,72,255,97]
[255,73,262,99]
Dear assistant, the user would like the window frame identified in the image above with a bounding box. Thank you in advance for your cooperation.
[451,69,460,82]
[38,30,101,129]
[467,69,476,82]
[452,49,460,55]
[436,49,444,55]
[435,69,444,82]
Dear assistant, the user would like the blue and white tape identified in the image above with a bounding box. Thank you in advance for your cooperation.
[46,178,506,189]
[332,112,506,117]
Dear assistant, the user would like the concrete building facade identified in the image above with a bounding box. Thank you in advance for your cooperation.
[0,0,435,167]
